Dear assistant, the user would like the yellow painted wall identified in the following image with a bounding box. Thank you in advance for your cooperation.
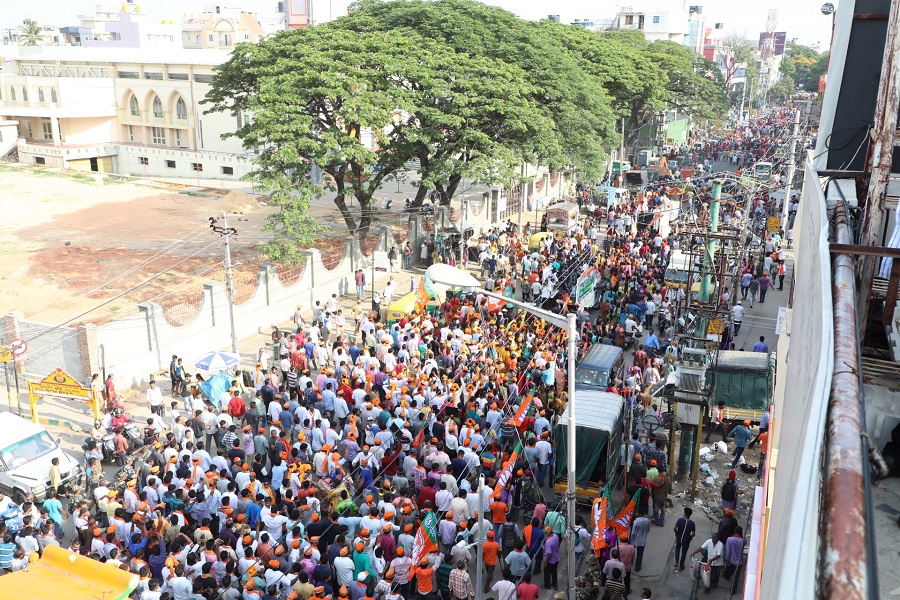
[67,156,114,173]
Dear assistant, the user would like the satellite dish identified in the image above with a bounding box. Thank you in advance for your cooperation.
[821,3,835,15]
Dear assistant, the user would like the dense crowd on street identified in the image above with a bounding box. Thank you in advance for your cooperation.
[0,113,794,600]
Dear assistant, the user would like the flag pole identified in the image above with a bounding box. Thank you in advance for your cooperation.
[566,312,577,600]
[476,475,485,600]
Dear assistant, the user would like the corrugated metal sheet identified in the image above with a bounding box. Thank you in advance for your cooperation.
[557,390,624,433]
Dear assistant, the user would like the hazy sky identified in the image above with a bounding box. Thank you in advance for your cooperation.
[2,0,838,47]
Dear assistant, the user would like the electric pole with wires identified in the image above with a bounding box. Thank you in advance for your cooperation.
[209,214,239,353]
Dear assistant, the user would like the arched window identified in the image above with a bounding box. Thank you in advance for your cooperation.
[38,88,44,102]
[22,88,28,101]
[130,95,140,116]
[152,96,163,118]
[50,88,57,103]
[176,97,187,120]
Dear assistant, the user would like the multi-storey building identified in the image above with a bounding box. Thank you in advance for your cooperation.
[181,5,266,49]
[0,46,253,180]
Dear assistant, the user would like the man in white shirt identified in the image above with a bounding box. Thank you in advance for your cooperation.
[731,301,745,335]
[692,534,725,592]
[146,381,163,416]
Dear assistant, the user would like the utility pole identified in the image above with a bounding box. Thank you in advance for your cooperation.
[475,475,485,600]
[781,109,801,226]
[620,118,626,181]
[209,214,239,353]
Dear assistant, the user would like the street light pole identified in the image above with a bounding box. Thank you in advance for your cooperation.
[210,214,239,353]
[473,289,578,600]
[475,475,485,600]
[565,311,577,600]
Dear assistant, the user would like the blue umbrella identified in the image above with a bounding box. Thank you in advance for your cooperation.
[195,350,241,372]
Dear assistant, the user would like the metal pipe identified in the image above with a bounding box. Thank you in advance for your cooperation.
[475,475,485,600]
[822,201,868,599]
[566,312,577,600]
[858,0,900,337]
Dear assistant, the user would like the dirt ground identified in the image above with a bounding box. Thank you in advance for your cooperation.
[0,164,407,326]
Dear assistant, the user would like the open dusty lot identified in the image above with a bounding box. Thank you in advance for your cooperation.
[0,165,407,327]
[0,164,281,326]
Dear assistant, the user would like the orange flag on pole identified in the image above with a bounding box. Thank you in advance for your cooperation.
[592,496,609,556]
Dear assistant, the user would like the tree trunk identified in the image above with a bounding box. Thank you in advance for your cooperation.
[356,194,373,244]
[330,175,359,234]
[438,174,463,206]
[409,184,429,207]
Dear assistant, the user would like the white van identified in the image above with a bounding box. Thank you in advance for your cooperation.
[0,413,82,503]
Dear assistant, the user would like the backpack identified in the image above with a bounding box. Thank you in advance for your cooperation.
[721,480,737,502]
[501,522,518,551]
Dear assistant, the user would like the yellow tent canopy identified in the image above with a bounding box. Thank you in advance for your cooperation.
[3,545,138,600]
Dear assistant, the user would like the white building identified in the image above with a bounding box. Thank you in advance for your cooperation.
[0,46,253,180]
[612,0,692,45]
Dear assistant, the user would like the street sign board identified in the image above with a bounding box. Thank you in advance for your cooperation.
[767,217,781,234]
[0,346,11,363]
[373,251,389,271]
[9,339,27,357]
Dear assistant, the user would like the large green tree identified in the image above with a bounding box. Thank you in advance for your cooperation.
[781,42,828,91]
[339,0,617,199]
[205,28,427,240]
[548,26,727,151]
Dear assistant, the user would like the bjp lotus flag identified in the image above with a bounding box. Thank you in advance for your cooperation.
[611,490,641,535]
[592,496,609,556]
[409,510,439,575]
[492,442,521,498]
[414,279,431,314]
[510,396,533,428]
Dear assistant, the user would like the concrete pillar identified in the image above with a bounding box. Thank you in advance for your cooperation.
[408,214,423,265]
[76,322,99,382]
[435,206,450,230]
[50,116,61,146]
[137,302,164,371]
[259,263,275,305]
[491,190,500,225]
[203,282,217,327]
[305,249,320,308]
[4,312,23,375]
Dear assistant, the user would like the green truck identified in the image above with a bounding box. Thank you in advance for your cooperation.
[708,350,776,423]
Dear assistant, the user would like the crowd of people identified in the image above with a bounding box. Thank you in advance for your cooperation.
[0,114,796,600]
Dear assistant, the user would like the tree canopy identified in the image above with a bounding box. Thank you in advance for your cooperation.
[780,42,828,92]
[204,0,727,256]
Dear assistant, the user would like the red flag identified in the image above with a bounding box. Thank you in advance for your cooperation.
[611,490,641,535]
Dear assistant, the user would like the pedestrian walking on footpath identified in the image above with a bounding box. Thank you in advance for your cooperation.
[747,274,760,307]
[759,273,771,303]
[673,507,696,571]
[632,511,651,571]
[691,533,725,592]
[728,420,753,467]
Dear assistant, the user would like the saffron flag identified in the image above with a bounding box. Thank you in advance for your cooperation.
[409,510,439,576]
[611,490,641,535]
[414,278,431,314]
[492,442,522,498]
[591,496,608,556]
[510,396,533,428]
[411,427,425,450]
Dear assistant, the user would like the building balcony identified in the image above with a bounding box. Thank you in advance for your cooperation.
[0,99,117,118]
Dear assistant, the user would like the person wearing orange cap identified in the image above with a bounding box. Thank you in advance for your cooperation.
[353,541,373,582]
[334,544,356,586]
[414,557,435,597]
[481,530,501,592]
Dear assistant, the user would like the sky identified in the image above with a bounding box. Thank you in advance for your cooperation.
[2,0,838,48]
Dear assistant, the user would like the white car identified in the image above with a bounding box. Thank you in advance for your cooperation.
[0,412,82,503]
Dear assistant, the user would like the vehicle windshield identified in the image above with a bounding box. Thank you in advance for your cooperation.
[0,432,57,469]
[665,268,690,285]
[575,367,610,388]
